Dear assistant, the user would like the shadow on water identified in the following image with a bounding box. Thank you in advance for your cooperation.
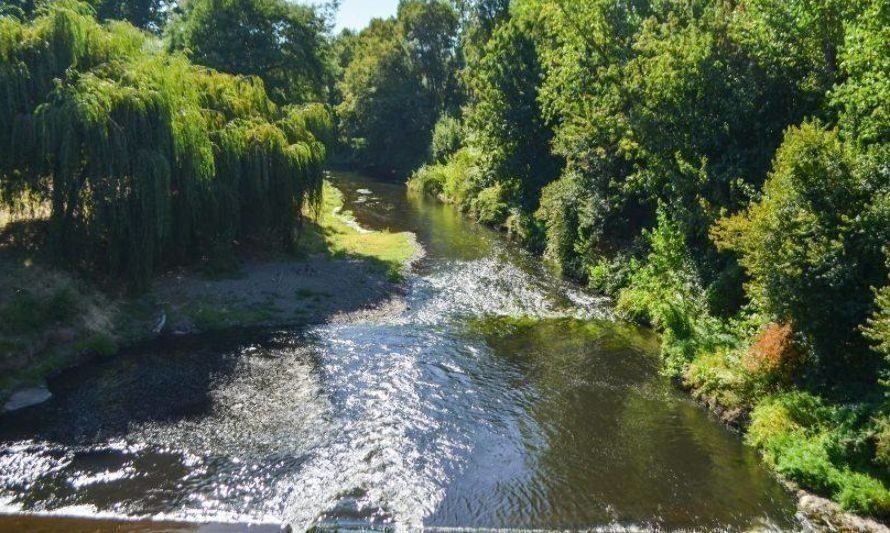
[0,330,296,444]
[0,328,334,522]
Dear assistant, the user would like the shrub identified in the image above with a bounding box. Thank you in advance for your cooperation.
[835,471,890,516]
[408,147,479,206]
[773,434,842,495]
[713,123,888,366]
[748,393,890,515]
[504,209,544,252]
[684,347,748,409]
[742,322,805,384]
[617,209,726,374]
[536,172,590,279]
[430,114,463,163]
[471,184,509,225]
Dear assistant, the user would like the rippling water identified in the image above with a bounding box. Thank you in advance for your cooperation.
[0,173,798,531]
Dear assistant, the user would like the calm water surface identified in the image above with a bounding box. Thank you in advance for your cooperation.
[0,173,798,530]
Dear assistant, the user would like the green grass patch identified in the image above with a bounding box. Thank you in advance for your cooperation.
[302,180,416,280]
[748,392,890,517]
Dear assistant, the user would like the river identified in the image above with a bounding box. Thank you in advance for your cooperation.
[0,173,798,531]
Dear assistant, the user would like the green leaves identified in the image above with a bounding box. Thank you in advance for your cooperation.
[336,1,460,176]
[713,123,888,364]
[167,0,330,105]
[0,1,330,288]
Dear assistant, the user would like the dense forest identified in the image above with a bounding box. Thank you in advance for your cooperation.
[403,0,890,516]
[1,0,888,519]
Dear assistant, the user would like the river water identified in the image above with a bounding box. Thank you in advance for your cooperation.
[0,173,798,531]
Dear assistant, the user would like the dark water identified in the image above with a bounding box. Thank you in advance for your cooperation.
[0,173,798,530]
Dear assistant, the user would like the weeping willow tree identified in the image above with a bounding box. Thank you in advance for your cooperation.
[0,1,331,288]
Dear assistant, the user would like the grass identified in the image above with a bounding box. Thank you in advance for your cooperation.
[0,252,149,404]
[302,180,417,280]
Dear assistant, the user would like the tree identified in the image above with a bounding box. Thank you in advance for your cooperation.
[167,0,330,104]
[463,15,558,213]
[712,123,888,368]
[0,2,330,287]
[91,0,171,30]
[336,0,460,176]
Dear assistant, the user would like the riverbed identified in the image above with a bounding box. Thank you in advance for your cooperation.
[0,173,798,530]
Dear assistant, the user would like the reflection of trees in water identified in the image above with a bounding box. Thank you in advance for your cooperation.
[476,316,795,529]
[333,172,496,262]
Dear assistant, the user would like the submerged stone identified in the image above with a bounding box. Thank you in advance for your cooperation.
[3,385,52,413]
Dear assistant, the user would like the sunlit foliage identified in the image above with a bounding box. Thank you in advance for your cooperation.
[166,0,330,105]
[0,1,331,288]
[336,0,460,176]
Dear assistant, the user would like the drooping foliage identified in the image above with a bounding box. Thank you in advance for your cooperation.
[0,1,331,288]
[1,0,172,29]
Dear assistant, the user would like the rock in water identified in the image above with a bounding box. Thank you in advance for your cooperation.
[3,385,52,413]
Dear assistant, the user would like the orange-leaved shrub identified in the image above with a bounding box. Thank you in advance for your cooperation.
[742,322,805,384]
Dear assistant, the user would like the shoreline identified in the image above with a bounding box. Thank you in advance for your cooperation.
[1,178,418,410]
[687,383,890,532]
[2,178,886,531]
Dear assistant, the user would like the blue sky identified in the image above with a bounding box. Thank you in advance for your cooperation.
[334,0,400,32]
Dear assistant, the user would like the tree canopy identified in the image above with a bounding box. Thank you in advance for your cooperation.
[167,0,331,104]
[335,0,460,176]
[0,0,331,287]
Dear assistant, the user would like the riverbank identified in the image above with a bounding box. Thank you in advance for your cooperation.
[407,171,890,527]
[0,178,417,409]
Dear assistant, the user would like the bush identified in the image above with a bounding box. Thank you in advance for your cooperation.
[430,114,463,162]
[835,471,890,517]
[748,393,890,515]
[504,209,545,252]
[713,123,888,365]
[773,434,842,495]
[742,322,806,384]
[408,148,479,206]
[684,347,747,409]
[587,253,636,296]
[536,172,595,280]
[617,210,726,373]
[471,184,509,225]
